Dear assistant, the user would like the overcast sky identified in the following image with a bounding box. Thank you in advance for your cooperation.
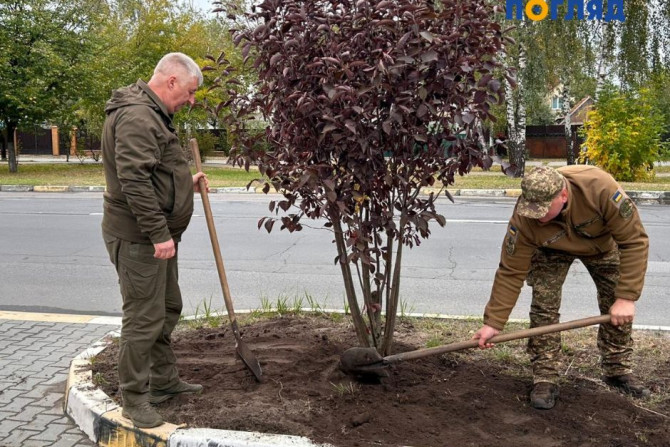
[190,0,217,13]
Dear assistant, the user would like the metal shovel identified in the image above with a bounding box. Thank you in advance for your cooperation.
[190,138,262,381]
[340,314,611,377]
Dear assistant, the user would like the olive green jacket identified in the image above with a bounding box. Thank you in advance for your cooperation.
[101,80,193,244]
[484,165,649,330]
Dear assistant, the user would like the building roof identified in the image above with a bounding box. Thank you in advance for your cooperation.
[556,96,594,125]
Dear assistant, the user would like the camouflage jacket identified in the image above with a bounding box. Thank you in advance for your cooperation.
[484,165,649,330]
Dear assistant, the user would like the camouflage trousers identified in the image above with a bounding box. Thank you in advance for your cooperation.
[526,249,633,384]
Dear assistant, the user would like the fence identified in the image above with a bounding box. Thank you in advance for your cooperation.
[526,124,584,159]
[14,126,101,156]
[14,125,583,159]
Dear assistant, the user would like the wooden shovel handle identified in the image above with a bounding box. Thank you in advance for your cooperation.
[189,138,237,322]
[384,314,611,364]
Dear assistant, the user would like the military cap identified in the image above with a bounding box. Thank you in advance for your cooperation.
[517,166,565,219]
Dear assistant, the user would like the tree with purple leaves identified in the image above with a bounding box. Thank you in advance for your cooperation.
[212,0,510,354]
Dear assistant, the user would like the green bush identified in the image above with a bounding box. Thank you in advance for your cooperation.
[580,86,664,181]
[658,142,670,162]
[195,131,217,162]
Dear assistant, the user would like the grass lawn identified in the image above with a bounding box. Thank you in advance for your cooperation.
[2,160,670,191]
[0,162,264,188]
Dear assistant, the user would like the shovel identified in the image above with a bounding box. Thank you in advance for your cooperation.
[190,138,262,382]
[340,314,611,377]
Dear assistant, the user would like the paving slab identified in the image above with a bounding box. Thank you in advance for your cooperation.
[0,313,120,447]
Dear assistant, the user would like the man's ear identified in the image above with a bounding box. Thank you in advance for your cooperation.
[167,75,177,90]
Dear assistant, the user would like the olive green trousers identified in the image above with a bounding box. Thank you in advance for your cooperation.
[103,232,182,405]
[526,249,633,384]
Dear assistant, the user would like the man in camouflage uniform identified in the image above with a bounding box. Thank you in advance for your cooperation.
[473,166,650,410]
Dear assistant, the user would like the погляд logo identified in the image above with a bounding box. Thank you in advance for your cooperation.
[506,0,626,22]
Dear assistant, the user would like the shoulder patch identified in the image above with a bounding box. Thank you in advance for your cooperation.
[619,198,634,219]
[505,225,518,255]
[611,189,625,208]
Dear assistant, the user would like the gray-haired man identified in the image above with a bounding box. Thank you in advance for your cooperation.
[101,52,209,427]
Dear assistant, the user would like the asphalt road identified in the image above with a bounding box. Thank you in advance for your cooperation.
[1,192,669,327]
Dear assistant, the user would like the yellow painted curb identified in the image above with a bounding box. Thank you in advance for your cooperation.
[505,188,522,197]
[98,408,181,447]
[33,185,70,192]
[0,311,96,323]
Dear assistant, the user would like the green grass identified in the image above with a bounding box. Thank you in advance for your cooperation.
[0,162,264,188]
[0,163,107,186]
[449,171,670,191]
[2,160,670,191]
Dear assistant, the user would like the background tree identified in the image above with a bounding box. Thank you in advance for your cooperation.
[647,69,670,157]
[75,0,216,137]
[502,20,526,176]
[0,0,239,168]
[0,0,101,171]
[216,0,507,353]
[580,85,664,181]
[496,0,670,172]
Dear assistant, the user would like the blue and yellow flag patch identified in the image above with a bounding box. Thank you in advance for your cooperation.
[506,225,518,255]
[611,191,623,204]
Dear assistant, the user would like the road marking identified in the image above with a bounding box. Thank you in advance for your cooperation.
[445,219,507,224]
[0,310,120,325]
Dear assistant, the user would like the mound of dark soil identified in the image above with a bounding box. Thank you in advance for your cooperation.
[92,315,669,447]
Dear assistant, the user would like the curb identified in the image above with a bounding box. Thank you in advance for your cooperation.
[3,184,670,204]
[64,331,334,447]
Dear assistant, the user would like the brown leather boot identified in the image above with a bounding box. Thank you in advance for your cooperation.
[603,374,651,398]
[530,382,559,410]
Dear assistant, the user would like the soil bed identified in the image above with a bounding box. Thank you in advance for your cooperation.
[92,315,670,447]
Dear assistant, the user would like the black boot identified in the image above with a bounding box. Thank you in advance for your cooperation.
[603,374,650,398]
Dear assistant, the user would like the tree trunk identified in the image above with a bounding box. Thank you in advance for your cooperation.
[562,80,574,165]
[380,228,404,356]
[475,119,488,156]
[1,129,6,161]
[6,122,18,173]
[595,46,608,101]
[332,218,370,347]
[360,260,380,348]
[505,23,527,177]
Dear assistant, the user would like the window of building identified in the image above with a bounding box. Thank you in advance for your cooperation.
[551,95,563,110]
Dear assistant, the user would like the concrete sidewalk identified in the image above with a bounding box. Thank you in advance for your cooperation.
[0,312,120,447]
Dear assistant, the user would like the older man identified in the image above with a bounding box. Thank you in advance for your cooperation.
[101,52,208,427]
[473,165,650,410]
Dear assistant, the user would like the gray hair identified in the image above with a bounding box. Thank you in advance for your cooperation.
[154,52,203,86]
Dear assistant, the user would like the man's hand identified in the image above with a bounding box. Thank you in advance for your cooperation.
[193,172,209,193]
[154,238,176,259]
[472,325,501,349]
[609,298,635,326]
